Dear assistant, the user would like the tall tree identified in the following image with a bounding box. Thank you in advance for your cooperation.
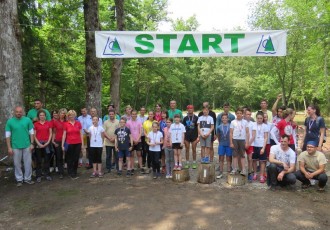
[84,0,102,114]
[110,0,125,112]
[0,0,24,154]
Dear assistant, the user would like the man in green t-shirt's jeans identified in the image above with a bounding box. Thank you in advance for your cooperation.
[6,106,35,186]
[27,98,51,122]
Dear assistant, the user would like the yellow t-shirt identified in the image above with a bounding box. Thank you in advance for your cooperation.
[298,151,327,172]
[103,119,119,146]
[143,120,154,136]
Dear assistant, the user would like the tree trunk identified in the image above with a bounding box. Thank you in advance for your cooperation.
[110,0,125,112]
[83,0,102,115]
[0,0,24,155]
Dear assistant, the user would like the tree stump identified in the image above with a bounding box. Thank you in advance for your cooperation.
[172,169,190,182]
[227,173,246,186]
[197,163,215,184]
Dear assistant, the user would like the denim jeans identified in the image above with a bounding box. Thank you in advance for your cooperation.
[295,170,328,188]
[164,147,174,175]
[267,163,296,186]
[105,146,118,171]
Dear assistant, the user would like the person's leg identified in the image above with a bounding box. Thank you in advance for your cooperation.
[13,149,24,182]
[137,150,142,169]
[173,149,178,169]
[149,151,156,174]
[55,142,64,176]
[43,149,51,178]
[165,148,170,176]
[146,146,151,169]
[239,141,246,173]
[86,137,92,167]
[282,172,296,186]
[315,173,328,188]
[35,148,43,179]
[268,163,279,187]
[260,161,266,183]
[22,147,32,181]
[118,151,123,173]
[218,145,225,173]
[66,145,74,176]
[105,146,112,171]
[130,150,135,171]
[96,147,103,175]
[210,136,214,162]
[219,155,224,173]
[72,144,81,177]
[155,151,161,175]
[114,149,119,172]
[295,170,310,185]
[226,156,232,173]
[161,149,166,172]
[201,146,205,162]
[185,140,190,163]
[177,149,182,168]
[126,150,132,171]
[192,139,198,162]
[141,136,146,167]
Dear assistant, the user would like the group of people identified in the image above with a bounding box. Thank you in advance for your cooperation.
[5,95,328,191]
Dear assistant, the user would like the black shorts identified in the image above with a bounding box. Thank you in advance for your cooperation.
[185,133,198,142]
[172,143,183,149]
[132,142,142,151]
[252,147,267,161]
[89,147,102,163]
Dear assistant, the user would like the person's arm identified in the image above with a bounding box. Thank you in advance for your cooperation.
[101,131,105,142]
[114,134,119,151]
[270,126,280,144]
[29,128,34,151]
[137,125,142,143]
[292,128,298,149]
[216,115,220,133]
[61,131,67,150]
[269,153,287,167]
[208,124,214,136]
[197,122,203,137]
[146,134,154,146]
[272,94,282,116]
[261,132,268,155]
[245,126,250,148]
[129,134,133,151]
[318,127,325,151]
[181,131,185,147]
[46,128,52,146]
[310,164,326,178]
[80,130,85,149]
[6,131,13,155]
[52,127,58,146]
[34,129,42,148]
[229,127,234,148]
[250,130,256,146]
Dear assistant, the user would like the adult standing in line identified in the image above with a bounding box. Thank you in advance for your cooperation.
[52,108,67,178]
[216,102,235,128]
[78,108,91,167]
[268,135,296,190]
[27,98,51,122]
[168,100,183,120]
[103,110,120,173]
[295,141,328,191]
[5,106,35,186]
[300,104,326,151]
[103,104,120,121]
[254,99,273,121]
[34,110,53,183]
[154,104,162,122]
[183,105,199,169]
[198,102,217,162]
[62,110,84,179]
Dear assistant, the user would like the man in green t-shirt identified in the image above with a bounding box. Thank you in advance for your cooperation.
[6,106,35,186]
[27,98,51,122]
[167,100,183,120]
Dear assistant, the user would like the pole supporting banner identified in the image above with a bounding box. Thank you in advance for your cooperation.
[95,31,287,58]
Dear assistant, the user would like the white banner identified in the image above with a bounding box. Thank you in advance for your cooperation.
[95,30,287,58]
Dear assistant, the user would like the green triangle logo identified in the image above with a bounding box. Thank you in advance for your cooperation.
[111,38,122,53]
[264,36,275,52]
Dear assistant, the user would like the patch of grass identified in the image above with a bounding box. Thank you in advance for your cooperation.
[13,197,32,211]
[55,188,79,197]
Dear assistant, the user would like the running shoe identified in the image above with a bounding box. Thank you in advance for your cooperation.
[78,163,83,168]
[204,157,210,164]
[184,163,190,169]
[240,169,247,176]
[173,165,178,171]
[166,174,171,179]
[248,173,253,182]
[230,169,237,175]
[216,173,223,179]
[98,173,104,178]
[24,180,35,185]
[169,174,173,179]
[260,176,265,183]
[46,176,52,181]
[177,165,182,171]
[36,177,41,183]
[17,181,23,187]
[192,162,197,169]
[90,172,97,178]
[253,174,258,181]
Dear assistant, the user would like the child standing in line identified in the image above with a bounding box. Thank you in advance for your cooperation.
[230,107,250,176]
[244,108,255,181]
[87,116,105,178]
[216,113,232,179]
[147,122,163,178]
[250,112,269,183]
[163,118,174,178]
[115,118,133,177]
[197,106,214,163]
[159,110,168,174]
[169,114,186,170]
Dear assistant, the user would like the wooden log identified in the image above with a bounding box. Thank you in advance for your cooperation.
[197,163,215,184]
[227,173,246,186]
[172,169,190,182]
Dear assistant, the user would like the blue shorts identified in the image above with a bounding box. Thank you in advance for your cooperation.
[252,147,267,161]
[118,149,131,158]
[218,145,232,157]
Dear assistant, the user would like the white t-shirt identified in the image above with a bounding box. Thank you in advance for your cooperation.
[245,120,254,140]
[252,123,269,147]
[169,123,186,144]
[197,115,214,135]
[88,125,105,147]
[147,131,163,151]
[230,119,248,140]
[270,144,296,165]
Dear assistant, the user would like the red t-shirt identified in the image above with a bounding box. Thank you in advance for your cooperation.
[52,119,65,142]
[154,112,162,122]
[276,119,296,145]
[34,121,52,141]
[64,121,82,144]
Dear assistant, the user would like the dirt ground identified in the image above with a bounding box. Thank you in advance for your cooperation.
[1,134,330,230]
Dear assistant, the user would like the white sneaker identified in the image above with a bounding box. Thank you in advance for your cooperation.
[240,169,247,176]
[216,173,223,179]
[50,167,54,173]
[55,167,59,173]
[166,174,170,179]
[230,169,237,175]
